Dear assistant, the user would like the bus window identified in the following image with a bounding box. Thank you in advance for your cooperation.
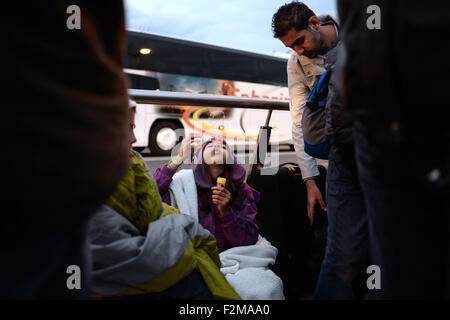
[127,74,160,90]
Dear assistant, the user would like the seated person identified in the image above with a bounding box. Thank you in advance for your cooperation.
[154,136,260,253]
[87,100,240,300]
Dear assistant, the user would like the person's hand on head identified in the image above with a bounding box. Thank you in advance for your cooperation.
[169,133,202,170]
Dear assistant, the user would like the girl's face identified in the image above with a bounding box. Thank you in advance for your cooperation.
[202,141,227,165]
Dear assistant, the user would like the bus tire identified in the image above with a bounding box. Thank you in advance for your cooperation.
[148,121,184,156]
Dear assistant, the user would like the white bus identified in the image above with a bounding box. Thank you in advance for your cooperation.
[125,30,292,155]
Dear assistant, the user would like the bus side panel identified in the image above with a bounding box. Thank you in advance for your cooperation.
[132,104,151,148]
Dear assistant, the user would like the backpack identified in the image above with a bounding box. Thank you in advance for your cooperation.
[301,69,332,160]
[247,163,328,299]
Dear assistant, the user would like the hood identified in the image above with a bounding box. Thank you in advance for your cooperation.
[193,138,246,189]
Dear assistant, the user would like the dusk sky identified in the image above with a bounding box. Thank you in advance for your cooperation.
[125,0,337,56]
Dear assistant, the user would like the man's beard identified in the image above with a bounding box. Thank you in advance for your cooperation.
[306,27,323,58]
[304,50,318,58]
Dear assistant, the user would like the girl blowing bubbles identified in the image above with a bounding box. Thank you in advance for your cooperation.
[154,135,260,252]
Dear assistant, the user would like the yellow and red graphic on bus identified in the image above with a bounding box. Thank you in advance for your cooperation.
[156,75,289,140]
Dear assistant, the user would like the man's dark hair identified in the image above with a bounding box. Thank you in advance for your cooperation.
[272,1,316,38]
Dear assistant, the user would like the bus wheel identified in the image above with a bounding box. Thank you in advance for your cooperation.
[149,121,183,156]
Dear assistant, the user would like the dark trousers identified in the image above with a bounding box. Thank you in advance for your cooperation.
[313,149,370,300]
[354,124,450,299]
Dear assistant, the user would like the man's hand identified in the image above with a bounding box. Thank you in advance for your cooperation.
[305,179,326,225]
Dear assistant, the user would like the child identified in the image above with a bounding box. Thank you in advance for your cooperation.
[154,136,260,252]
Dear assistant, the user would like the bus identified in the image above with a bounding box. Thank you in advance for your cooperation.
[125,29,292,156]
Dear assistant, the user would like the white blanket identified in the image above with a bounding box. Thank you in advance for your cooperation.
[169,169,198,221]
[219,236,285,300]
[169,169,284,300]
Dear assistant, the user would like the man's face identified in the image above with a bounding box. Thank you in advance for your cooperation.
[279,26,322,59]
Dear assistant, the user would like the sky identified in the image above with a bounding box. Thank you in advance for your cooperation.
[125,0,337,56]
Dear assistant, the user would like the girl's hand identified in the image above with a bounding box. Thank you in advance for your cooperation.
[178,133,202,160]
[211,186,231,216]
[169,133,202,169]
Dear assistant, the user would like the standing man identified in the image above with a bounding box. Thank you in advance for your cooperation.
[337,0,450,298]
[272,1,370,299]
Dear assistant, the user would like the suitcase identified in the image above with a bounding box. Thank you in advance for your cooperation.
[247,163,328,299]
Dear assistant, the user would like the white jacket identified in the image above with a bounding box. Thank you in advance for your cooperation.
[287,52,326,180]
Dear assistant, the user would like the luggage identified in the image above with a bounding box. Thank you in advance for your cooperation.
[247,163,327,300]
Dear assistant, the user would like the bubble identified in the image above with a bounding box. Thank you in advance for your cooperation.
[210,110,225,119]
[209,109,226,143]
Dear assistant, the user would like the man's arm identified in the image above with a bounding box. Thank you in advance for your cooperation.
[287,56,320,180]
[287,56,326,224]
